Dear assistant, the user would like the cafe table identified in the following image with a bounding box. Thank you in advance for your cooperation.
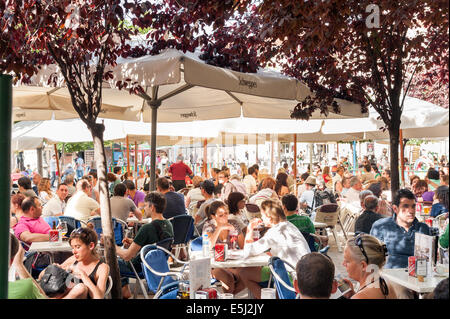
[29,241,73,264]
[191,250,270,269]
[381,268,449,298]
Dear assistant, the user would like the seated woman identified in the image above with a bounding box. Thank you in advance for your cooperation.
[10,193,25,229]
[227,192,249,233]
[367,182,393,217]
[42,226,110,299]
[275,173,290,198]
[249,177,279,208]
[412,179,429,201]
[342,234,397,299]
[431,185,449,218]
[238,200,310,299]
[203,201,245,295]
[185,176,205,215]
[38,177,53,205]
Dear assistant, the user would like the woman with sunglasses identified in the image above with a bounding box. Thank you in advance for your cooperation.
[342,234,397,299]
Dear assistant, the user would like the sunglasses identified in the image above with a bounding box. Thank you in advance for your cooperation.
[354,234,369,264]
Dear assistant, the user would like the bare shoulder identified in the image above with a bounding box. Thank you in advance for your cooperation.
[99,262,110,275]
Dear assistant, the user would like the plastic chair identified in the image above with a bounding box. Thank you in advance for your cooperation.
[168,215,195,260]
[87,216,129,246]
[153,281,180,299]
[120,238,174,300]
[314,203,343,252]
[104,276,113,299]
[58,216,85,236]
[188,236,203,252]
[44,216,60,227]
[268,257,297,299]
[140,243,189,299]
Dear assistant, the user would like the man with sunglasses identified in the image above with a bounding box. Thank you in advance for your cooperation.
[370,188,430,269]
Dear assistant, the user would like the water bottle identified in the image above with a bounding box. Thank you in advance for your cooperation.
[202,232,210,257]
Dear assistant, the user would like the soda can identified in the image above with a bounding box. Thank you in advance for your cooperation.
[201,288,218,299]
[214,243,227,262]
[49,229,59,242]
[425,218,433,227]
[408,256,416,277]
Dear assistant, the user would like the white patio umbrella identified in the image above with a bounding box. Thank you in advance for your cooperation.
[13,48,368,189]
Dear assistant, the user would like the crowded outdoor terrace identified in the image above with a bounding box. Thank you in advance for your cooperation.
[7,145,449,300]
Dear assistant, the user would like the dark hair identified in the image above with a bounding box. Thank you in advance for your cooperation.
[227,192,245,215]
[300,172,310,181]
[384,169,391,177]
[11,193,26,207]
[214,183,224,196]
[123,179,136,191]
[88,171,97,180]
[113,166,122,174]
[106,172,117,182]
[114,183,127,197]
[364,164,372,172]
[21,196,38,212]
[252,164,259,171]
[57,183,68,190]
[392,188,416,207]
[435,185,449,210]
[282,194,298,212]
[275,173,288,195]
[427,168,440,180]
[205,200,227,220]
[296,252,335,298]
[371,164,380,174]
[433,278,449,299]
[248,166,256,176]
[367,182,382,198]
[212,168,221,174]
[10,233,19,261]
[145,191,166,214]
[156,177,170,191]
[18,177,32,190]
[69,227,98,255]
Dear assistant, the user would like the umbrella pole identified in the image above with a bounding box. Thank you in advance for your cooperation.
[271,138,274,176]
[134,141,138,176]
[54,144,61,184]
[203,138,208,178]
[126,135,130,174]
[0,74,12,299]
[149,86,161,192]
[400,129,405,186]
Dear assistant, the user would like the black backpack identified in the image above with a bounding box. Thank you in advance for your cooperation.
[306,189,336,216]
[39,264,70,297]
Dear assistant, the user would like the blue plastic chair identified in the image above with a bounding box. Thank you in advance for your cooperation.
[87,216,127,246]
[44,216,60,228]
[189,236,203,252]
[58,216,84,236]
[140,243,189,299]
[268,257,297,299]
[168,215,195,259]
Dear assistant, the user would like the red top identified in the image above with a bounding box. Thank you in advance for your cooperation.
[169,162,193,181]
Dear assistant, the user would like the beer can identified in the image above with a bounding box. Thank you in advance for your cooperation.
[49,229,59,242]
[408,256,416,277]
[214,243,227,262]
[201,288,218,299]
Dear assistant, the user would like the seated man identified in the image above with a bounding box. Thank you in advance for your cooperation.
[115,191,174,299]
[14,196,51,248]
[124,180,146,210]
[370,188,430,269]
[110,183,143,222]
[354,195,384,235]
[8,233,47,299]
[281,194,328,247]
[343,176,362,208]
[17,176,37,198]
[194,180,217,233]
[42,183,69,217]
[156,177,186,219]
[294,252,337,299]
[64,179,100,224]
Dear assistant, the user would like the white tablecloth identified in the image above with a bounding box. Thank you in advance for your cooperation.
[29,241,72,253]
[191,250,270,269]
[381,268,448,294]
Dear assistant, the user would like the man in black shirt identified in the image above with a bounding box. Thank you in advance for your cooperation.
[354,195,384,235]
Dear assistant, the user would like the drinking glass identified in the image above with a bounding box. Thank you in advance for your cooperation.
[59,221,68,239]
[260,288,277,299]
[220,293,234,299]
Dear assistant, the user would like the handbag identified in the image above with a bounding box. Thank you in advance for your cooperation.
[39,264,70,297]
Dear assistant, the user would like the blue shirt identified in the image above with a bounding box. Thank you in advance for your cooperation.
[370,214,430,269]
[163,191,186,219]
[430,203,448,218]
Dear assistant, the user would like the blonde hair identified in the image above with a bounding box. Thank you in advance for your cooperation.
[192,176,204,188]
[346,234,387,268]
[38,178,53,198]
[240,163,248,177]
[260,199,286,224]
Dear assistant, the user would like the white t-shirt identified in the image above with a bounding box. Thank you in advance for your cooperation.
[186,188,205,213]
[243,175,257,195]
[42,196,66,217]
[243,221,311,267]
[136,177,146,190]
[64,191,100,224]
[299,189,316,209]
[343,187,361,208]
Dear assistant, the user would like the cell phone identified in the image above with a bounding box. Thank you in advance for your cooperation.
[330,279,352,299]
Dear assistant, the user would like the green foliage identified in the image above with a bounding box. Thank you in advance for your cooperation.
[57,140,114,153]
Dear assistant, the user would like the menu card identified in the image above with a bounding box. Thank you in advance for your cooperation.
[414,233,436,277]
[189,257,211,299]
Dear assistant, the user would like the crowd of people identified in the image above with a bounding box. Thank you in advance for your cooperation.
[7,151,449,299]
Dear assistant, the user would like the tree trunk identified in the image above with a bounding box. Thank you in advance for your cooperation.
[389,124,401,200]
[90,123,122,299]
